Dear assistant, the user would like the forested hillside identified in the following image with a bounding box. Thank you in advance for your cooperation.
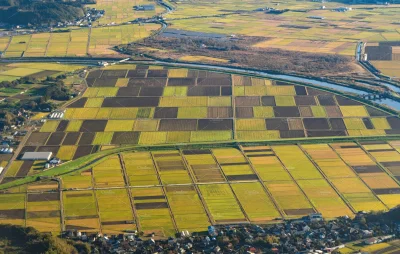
[0,0,85,25]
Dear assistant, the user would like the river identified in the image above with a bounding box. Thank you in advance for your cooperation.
[149,60,400,111]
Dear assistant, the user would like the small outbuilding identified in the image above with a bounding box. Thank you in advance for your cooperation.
[21,152,52,161]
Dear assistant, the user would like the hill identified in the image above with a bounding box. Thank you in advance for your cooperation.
[0,0,85,25]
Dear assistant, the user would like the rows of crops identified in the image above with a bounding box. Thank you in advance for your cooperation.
[0,24,159,58]
[1,141,399,236]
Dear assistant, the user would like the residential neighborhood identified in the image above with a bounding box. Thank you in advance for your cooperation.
[64,209,400,253]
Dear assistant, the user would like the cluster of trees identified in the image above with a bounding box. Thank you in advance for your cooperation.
[43,75,70,101]
[0,0,85,25]
[0,77,36,89]
[0,74,72,130]
[0,224,90,254]
[0,74,71,101]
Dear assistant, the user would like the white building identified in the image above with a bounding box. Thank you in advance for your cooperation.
[21,152,52,161]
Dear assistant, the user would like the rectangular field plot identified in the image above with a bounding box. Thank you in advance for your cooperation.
[378,194,400,209]
[62,174,92,189]
[265,181,314,217]
[244,146,291,181]
[152,151,192,185]
[123,152,159,186]
[0,193,26,227]
[297,179,353,218]
[63,190,100,232]
[165,185,209,232]
[331,143,376,166]
[92,155,125,187]
[182,150,225,183]
[96,189,136,234]
[330,178,387,212]
[57,146,77,161]
[302,144,356,178]
[131,187,176,237]
[231,182,281,222]
[198,184,246,224]
[212,148,247,164]
[40,120,60,132]
[368,150,400,163]
[273,145,323,180]
[26,193,61,233]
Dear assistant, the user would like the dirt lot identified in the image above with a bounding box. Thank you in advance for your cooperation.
[126,36,366,77]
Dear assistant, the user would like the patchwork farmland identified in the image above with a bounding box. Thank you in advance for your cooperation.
[5,64,400,178]
[1,64,400,237]
[0,141,399,237]
[0,24,160,58]
[41,65,400,148]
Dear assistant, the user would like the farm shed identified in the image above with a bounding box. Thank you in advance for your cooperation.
[21,152,52,161]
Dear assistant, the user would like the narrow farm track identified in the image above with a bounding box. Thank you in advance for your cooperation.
[327,143,390,211]
[150,152,179,235]
[269,146,319,214]
[177,149,214,225]
[357,141,400,186]
[91,170,103,233]
[118,153,141,233]
[209,149,251,224]
[238,145,285,220]
[298,144,357,214]
[56,178,66,232]
[44,33,53,57]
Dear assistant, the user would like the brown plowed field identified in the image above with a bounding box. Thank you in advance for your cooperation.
[336,96,363,106]
[73,145,93,159]
[28,192,59,202]
[261,96,276,106]
[280,130,306,138]
[235,107,253,118]
[306,130,347,137]
[111,132,140,144]
[117,87,140,96]
[56,120,69,132]
[325,106,343,117]
[139,87,164,96]
[45,132,65,146]
[208,107,233,118]
[168,78,196,86]
[80,120,107,132]
[127,70,147,78]
[68,98,88,108]
[294,86,307,95]
[187,86,220,96]
[317,95,337,106]
[62,132,81,145]
[158,119,197,131]
[303,118,330,130]
[294,96,316,106]
[128,78,167,87]
[274,107,300,117]
[16,161,34,177]
[102,97,160,107]
[135,202,169,209]
[235,96,260,107]
[197,119,233,130]
[154,107,178,118]
[78,132,95,145]
[266,118,289,130]
[37,146,60,154]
